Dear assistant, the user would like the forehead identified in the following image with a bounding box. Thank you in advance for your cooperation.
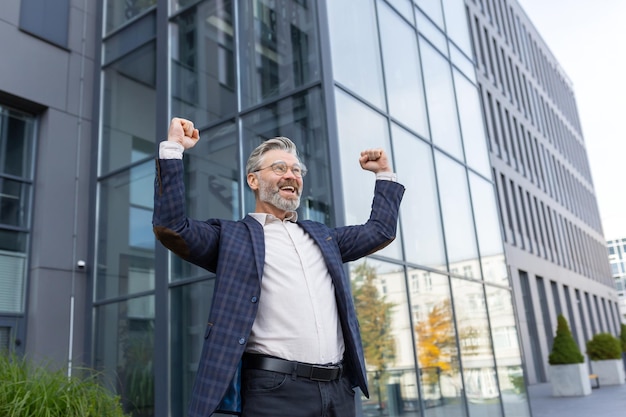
[262,149,300,165]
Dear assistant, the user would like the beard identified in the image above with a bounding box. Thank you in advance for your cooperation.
[258,180,301,211]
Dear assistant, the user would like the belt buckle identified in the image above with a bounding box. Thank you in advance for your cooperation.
[309,365,335,382]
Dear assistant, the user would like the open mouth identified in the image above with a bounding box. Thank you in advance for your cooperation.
[280,185,297,195]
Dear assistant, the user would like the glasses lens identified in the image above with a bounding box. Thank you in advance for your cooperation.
[271,162,288,175]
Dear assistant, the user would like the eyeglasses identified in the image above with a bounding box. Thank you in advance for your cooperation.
[254,161,307,178]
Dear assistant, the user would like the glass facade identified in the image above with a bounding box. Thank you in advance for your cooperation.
[93,1,530,416]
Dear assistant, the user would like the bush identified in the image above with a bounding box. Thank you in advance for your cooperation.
[0,353,128,417]
[620,323,626,353]
[548,314,584,364]
[586,332,622,360]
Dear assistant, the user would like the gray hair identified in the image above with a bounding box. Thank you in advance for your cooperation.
[246,136,301,174]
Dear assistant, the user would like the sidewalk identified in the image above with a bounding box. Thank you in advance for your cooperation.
[528,382,626,417]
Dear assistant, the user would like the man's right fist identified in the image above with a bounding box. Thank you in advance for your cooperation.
[168,117,200,150]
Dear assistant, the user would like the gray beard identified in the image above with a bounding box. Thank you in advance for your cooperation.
[259,182,300,212]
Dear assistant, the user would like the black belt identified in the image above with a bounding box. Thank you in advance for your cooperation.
[243,354,343,382]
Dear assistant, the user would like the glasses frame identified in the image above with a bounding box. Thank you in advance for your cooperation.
[253,160,307,178]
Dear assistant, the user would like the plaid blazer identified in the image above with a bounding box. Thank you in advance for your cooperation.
[153,158,405,417]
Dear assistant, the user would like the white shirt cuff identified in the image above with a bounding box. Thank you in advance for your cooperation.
[376,171,397,182]
[159,141,184,159]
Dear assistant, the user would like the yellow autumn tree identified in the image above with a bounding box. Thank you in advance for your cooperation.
[414,299,456,385]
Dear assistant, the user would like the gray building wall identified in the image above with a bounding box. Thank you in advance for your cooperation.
[0,0,97,368]
[466,0,620,384]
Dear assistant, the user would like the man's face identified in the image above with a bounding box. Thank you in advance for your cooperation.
[249,150,304,215]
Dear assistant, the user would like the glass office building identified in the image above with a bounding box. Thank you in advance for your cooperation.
[608,238,626,321]
[466,0,620,386]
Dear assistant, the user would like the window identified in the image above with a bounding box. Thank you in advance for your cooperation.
[19,0,70,48]
[0,105,36,314]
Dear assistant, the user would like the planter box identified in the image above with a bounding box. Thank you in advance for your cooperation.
[549,363,591,397]
[591,359,625,386]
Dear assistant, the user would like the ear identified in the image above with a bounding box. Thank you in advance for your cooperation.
[247,172,259,191]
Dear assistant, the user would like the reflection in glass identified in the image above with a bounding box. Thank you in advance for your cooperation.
[379,2,429,138]
[97,162,155,299]
[420,41,463,160]
[171,1,236,126]
[170,280,215,417]
[350,258,416,416]
[485,286,531,417]
[238,0,320,108]
[104,0,156,34]
[392,125,446,270]
[435,152,479,278]
[334,89,401,259]
[171,121,239,281]
[95,296,155,417]
[410,270,465,417]
[0,106,35,178]
[441,0,473,55]
[469,174,509,285]
[415,0,444,27]
[452,279,502,417]
[101,42,156,175]
[454,71,491,177]
[241,87,332,224]
[327,0,385,109]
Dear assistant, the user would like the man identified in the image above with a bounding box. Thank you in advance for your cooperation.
[153,117,405,417]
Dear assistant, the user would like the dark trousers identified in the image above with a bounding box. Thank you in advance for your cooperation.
[241,368,356,417]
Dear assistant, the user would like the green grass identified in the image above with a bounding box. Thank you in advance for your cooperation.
[0,353,128,417]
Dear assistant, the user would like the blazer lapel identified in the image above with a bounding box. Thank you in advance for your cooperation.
[243,215,265,282]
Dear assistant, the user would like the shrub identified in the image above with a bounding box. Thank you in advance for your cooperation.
[0,353,128,417]
[548,314,584,364]
[586,332,622,360]
[620,323,626,353]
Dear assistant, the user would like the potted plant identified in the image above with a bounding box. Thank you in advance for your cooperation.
[586,332,625,386]
[548,314,590,396]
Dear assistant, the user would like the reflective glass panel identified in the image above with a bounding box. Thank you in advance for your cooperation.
[469,173,508,285]
[97,162,155,299]
[171,1,236,126]
[435,152,479,278]
[415,9,447,55]
[350,258,416,415]
[379,2,428,138]
[441,0,472,55]
[334,89,401,260]
[95,297,155,416]
[451,279,501,417]
[170,280,215,417]
[0,179,30,228]
[104,0,156,34]
[409,270,465,416]
[386,0,414,21]
[101,42,156,175]
[486,286,531,417]
[454,71,490,177]
[238,0,320,108]
[392,125,446,270]
[414,0,444,27]
[420,41,463,160]
[328,0,385,109]
[171,121,238,281]
[0,107,35,179]
[241,87,332,224]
